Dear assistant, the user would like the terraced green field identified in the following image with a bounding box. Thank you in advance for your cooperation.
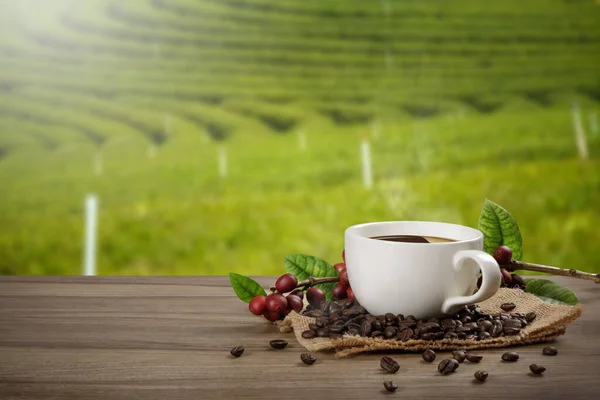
[1,0,599,276]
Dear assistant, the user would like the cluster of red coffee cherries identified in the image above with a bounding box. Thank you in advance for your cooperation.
[332,249,355,300]
[492,245,526,290]
[248,250,350,321]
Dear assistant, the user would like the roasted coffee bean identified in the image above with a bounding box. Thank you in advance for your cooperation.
[311,310,324,318]
[380,356,400,373]
[317,328,329,337]
[422,349,436,363]
[397,314,405,321]
[460,315,472,324]
[438,358,459,374]
[452,350,467,363]
[503,319,521,329]
[329,325,343,334]
[441,319,456,330]
[385,313,396,323]
[474,370,488,382]
[309,323,319,332]
[230,346,244,357]
[503,327,521,336]
[542,346,558,356]
[529,364,546,374]
[329,312,341,320]
[444,331,459,339]
[478,320,493,332]
[371,330,383,337]
[347,322,362,331]
[406,315,416,321]
[457,332,467,340]
[399,320,416,329]
[301,330,316,339]
[329,302,342,314]
[300,353,317,365]
[415,322,442,335]
[428,318,440,325]
[490,321,503,337]
[360,320,373,336]
[384,326,398,339]
[269,339,288,349]
[463,322,478,331]
[383,381,398,392]
[501,302,516,312]
[397,328,414,342]
[477,332,491,341]
[466,354,483,363]
[433,331,445,340]
[420,333,436,341]
[525,312,537,323]
[502,352,519,362]
[500,314,510,321]
[465,334,477,341]
[374,320,384,330]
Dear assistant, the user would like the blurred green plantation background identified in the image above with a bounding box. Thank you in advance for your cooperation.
[0,0,599,276]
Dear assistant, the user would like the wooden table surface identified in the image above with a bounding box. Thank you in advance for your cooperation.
[0,276,598,400]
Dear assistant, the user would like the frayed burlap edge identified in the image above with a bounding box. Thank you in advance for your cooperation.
[278,288,583,358]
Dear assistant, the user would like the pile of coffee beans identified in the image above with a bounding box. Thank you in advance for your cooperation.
[301,299,536,342]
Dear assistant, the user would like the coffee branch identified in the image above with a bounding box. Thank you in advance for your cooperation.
[270,276,340,292]
[507,260,600,284]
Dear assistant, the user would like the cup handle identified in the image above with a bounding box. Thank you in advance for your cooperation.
[441,250,502,315]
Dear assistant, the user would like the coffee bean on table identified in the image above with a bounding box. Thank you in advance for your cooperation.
[502,352,519,362]
[465,354,483,363]
[438,359,460,375]
[300,353,317,365]
[230,346,245,357]
[269,339,288,349]
[529,364,546,374]
[501,302,517,312]
[474,370,489,382]
[543,346,558,356]
[422,349,436,363]
[301,330,316,339]
[525,312,537,323]
[478,320,493,332]
[452,350,467,363]
[383,381,398,392]
[381,356,400,373]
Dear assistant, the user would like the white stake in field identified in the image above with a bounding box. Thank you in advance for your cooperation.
[361,136,373,189]
[590,112,598,138]
[218,145,228,178]
[297,129,307,151]
[571,102,588,160]
[83,194,98,276]
[94,151,103,176]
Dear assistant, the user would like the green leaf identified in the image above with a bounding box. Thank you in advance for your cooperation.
[229,273,267,303]
[524,278,579,306]
[284,254,338,300]
[478,199,523,260]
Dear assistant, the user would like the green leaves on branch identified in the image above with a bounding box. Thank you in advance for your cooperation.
[229,273,267,303]
[284,254,339,300]
[478,199,523,260]
[525,278,579,306]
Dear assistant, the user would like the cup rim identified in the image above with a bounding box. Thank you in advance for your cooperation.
[345,221,483,245]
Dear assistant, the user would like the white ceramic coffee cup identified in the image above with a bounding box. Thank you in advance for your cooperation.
[344,221,502,319]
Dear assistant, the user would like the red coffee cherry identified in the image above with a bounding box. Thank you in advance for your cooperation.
[265,293,288,312]
[275,273,298,294]
[493,245,513,265]
[332,283,347,299]
[306,288,326,306]
[249,295,266,315]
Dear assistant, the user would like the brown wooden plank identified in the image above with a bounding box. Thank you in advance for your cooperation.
[0,276,598,399]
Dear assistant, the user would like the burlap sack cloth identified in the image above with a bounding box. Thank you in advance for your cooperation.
[278,288,582,358]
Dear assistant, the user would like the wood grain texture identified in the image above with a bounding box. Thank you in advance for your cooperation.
[0,276,598,400]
